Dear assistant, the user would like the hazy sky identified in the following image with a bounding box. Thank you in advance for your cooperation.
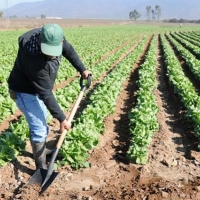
[0,0,41,9]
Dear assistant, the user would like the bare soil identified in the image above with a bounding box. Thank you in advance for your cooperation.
[1,21,200,200]
[0,18,131,30]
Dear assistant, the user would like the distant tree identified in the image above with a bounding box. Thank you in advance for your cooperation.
[155,5,161,21]
[41,14,46,19]
[0,11,3,18]
[151,9,156,21]
[129,10,141,21]
[169,18,178,23]
[9,15,17,18]
[146,6,151,21]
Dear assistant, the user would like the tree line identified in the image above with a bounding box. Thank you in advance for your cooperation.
[129,5,161,21]
[129,5,200,24]
[163,18,200,24]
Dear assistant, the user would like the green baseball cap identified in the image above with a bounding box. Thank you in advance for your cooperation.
[41,24,64,56]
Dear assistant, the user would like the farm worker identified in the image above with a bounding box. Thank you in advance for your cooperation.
[7,23,92,170]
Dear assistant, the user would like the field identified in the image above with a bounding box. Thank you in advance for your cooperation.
[1,19,200,200]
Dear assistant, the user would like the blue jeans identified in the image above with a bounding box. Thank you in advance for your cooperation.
[15,92,49,143]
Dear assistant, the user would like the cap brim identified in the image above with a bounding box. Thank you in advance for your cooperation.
[41,42,62,57]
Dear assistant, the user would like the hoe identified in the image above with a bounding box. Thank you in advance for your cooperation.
[26,74,92,195]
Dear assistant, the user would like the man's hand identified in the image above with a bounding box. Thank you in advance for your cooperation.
[82,70,92,79]
[60,119,71,133]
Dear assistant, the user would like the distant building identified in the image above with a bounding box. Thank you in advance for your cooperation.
[46,17,62,19]
[36,17,62,19]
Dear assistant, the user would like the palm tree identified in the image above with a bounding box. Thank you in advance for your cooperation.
[146,6,151,21]
[155,5,161,21]
[151,9,156,21]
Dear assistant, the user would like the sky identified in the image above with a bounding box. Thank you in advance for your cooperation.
[0,0,200,20]
[0,0,40,9]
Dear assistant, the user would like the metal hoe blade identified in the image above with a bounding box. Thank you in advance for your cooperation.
[41,147,59,187]
[27,169,45,185]
[39,170,58,196]
[27,168,58,196]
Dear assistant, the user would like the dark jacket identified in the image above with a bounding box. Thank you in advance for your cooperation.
[8,28,86,122]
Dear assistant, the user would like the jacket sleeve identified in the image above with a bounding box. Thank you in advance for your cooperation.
[62,37,86,74]
[27,60,66,123]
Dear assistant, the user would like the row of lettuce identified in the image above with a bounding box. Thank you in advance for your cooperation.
[127,35,159,164]
[160,33,200,143]
[1,25,200,167]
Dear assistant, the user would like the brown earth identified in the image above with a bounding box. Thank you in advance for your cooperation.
[1,20,200,200]
[0,18,132,30]
[0,18,195,30]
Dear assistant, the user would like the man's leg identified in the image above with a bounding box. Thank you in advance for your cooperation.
[15,92,49,169]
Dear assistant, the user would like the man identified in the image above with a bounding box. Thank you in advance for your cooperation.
[7,23,92,170]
